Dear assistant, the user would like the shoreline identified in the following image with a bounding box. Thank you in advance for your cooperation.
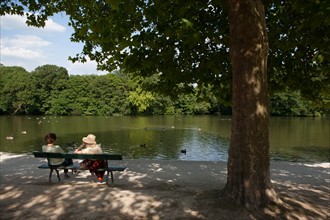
[1,152,329,219]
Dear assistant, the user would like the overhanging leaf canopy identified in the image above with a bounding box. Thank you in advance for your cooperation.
[1,0,329,99]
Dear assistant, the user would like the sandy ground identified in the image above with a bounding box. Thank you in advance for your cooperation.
[0,152,329,220]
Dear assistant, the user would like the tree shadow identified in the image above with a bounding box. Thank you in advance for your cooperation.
[1,153,329,219]
[251,162,330,219]
[0,153,249,220]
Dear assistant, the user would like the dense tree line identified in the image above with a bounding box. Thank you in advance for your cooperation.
[0,64,219,115]
[0,64,327,116]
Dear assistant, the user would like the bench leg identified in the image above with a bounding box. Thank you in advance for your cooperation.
[49,168,61,182]
[110,171,114,183]
[105,171,114,184]
[55,169,60,181]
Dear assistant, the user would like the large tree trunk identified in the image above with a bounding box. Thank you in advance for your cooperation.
[222,0,278,209]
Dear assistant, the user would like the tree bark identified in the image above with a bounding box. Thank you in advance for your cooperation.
[222,0,278,209]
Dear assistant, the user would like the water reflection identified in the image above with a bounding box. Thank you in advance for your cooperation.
[270,145,330,162]
[0,116,329,162]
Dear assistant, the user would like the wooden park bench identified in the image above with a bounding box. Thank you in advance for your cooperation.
[33,151,126,184]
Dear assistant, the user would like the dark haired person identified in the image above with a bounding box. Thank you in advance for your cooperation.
[42,133,73,179]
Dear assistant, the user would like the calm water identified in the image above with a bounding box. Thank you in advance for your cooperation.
[0,116,329,162]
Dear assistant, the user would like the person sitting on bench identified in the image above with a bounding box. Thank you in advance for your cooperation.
[42,133,73,179]
[74,134,106,182]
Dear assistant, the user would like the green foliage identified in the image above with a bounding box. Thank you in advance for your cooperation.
[0,66,38,114]
[0,0,328,116]
[31,65,69,113]
[0,64,326,116]
[266,0,330,101]
[1,0,231,99]
[46,93,72,115]
[0,64,229,116]
[2,0,327,105]
[128,87,155,113]
[270,90,312,116]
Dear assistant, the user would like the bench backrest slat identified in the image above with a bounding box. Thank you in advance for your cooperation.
[33,151,123,160]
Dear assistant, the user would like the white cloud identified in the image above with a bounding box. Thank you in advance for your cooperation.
[44,18,66,32]
[1,14,28,29]
[3,35,51,48]
[1,14,66,32]
[1,35,50,60]
[66,59,108,75]
[0,14,106,75]
[1,47,42,59]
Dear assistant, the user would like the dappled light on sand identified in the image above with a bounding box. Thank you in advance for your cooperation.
[262,163,330,220]
[1,153,329,219]
[261,179,330,220]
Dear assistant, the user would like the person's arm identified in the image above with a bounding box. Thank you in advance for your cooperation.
[74,143,85,153]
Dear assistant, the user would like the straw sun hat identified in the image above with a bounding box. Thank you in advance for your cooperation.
[82,134,96,145]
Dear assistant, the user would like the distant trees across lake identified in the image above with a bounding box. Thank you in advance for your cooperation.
[0,64,327,116]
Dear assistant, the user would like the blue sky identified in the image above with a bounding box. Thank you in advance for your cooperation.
[0,13,106,75]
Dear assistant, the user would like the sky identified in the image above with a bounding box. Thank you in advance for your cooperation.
[0,13,107,75]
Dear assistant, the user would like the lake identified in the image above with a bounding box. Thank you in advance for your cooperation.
[0,115,329,162]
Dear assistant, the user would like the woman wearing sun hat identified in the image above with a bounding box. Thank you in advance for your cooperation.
[75,134,106,181]
[75,134,102,154]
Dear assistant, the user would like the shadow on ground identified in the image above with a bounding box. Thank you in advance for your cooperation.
[0,153,329,220]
